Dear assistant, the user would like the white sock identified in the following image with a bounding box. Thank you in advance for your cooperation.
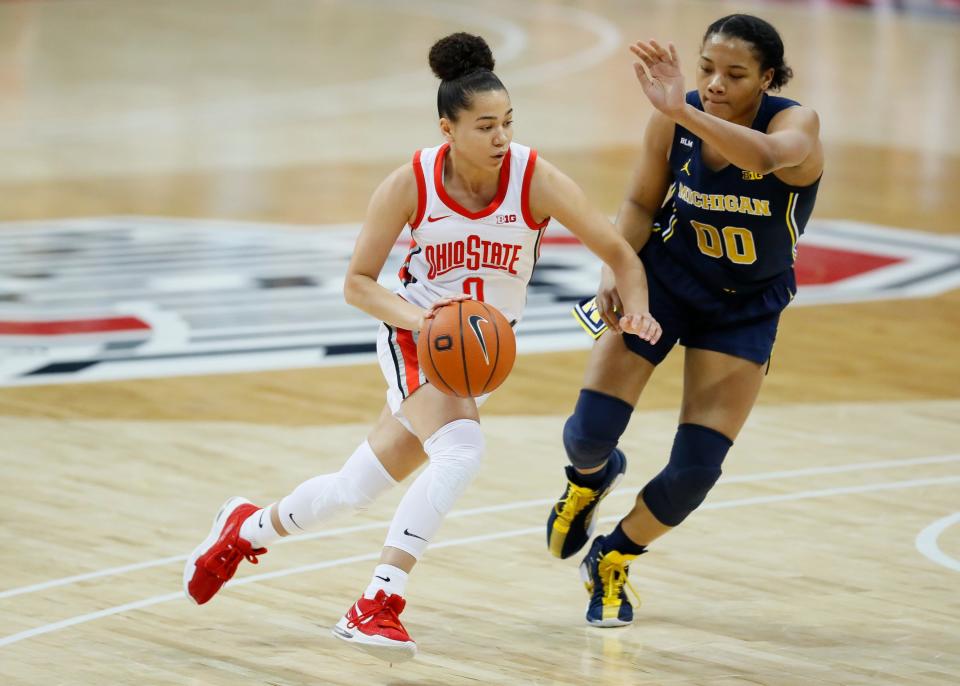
[238,441,397,547]
[239,504,281,549]
[382,419,484,560]
[364,564,409,599]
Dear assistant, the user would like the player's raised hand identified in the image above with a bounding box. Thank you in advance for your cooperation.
[630,40,686,118]
[618,311,662,345]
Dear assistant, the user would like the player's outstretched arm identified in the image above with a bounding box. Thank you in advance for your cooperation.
[594,110,674,331]
[631,39,820,176]
[529,158,662,344]
[344,165,429,331]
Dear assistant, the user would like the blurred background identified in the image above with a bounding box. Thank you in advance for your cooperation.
[1,1,958,684]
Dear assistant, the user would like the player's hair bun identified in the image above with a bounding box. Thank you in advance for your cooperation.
[429,33,495,82]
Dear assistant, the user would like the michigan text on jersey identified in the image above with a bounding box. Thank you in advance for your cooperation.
[676,181,772,216]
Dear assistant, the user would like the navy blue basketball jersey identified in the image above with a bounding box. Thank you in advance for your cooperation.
[651,91,820,293]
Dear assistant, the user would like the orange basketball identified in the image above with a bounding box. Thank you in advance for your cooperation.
[417,300,516,398]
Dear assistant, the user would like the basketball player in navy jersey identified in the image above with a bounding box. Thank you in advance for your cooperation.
[546,14,824,626]
[183,33,661,661]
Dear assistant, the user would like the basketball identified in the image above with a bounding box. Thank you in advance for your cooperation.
[417,300,516,398]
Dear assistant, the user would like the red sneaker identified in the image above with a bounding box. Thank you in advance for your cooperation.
[183,496,266,605]
[332,590,417,662]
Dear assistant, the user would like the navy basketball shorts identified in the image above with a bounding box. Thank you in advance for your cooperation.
[622,244,796,366]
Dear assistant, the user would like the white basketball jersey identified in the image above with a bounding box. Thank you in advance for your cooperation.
[396,141,550,324]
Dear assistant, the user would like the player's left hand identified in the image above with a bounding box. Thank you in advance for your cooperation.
[618,312,662,344]
[630,40,686,118]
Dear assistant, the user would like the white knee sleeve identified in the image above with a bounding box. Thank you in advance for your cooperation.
[423,419,485,515]
[277,441,397,533]
[383,419,484,559]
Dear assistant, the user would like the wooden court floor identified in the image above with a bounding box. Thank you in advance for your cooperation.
[1,1,959,684]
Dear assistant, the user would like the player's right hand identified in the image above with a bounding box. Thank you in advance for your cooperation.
[417,294,472,330]
[618,312,662,344]
[595,265,625,333]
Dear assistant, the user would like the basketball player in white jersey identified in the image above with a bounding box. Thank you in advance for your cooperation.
[183,32,661,662]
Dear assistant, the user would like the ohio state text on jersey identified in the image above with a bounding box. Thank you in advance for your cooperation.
[396,142,549,324]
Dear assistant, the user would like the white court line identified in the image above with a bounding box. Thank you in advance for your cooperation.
[2,453,957,601]
[915,512,960,573]
[1,473,959,648]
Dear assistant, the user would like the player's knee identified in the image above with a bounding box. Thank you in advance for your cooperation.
[331,441,398,512]
[336,475,377,511]
[562,389,633,470]
[424,419,485,515]
[642,423,732,526]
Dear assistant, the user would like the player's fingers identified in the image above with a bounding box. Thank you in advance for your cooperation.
[610,291,624,317]
[633,63,654,89]
[649,39,669,61]
[597,294,620,333]
[631,315,651,341]
[619,314,642,335]
[649,321,663,345]
[668,42,680,65]
[631,43,658,68]
[641,315,659,341]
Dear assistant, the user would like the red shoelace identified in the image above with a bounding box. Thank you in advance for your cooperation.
[347,592,408,633]
[204,540,265,580]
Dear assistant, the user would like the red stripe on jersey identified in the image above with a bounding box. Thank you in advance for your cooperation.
[396,328,421,395]
[396,237,419,284]
[521,149,550,230]
[434,143,511,220]
[411,150,427,229]
[0,317,150,336]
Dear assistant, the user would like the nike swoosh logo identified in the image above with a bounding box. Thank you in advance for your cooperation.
[468,314,490,364]
[258,510,265,528]
[288,513,304,530]
[403,528,429,542]
[331,626,353,639]
[427,214,450,223]
[375,575,391,582]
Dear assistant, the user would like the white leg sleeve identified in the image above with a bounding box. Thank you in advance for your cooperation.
[277,440,398,533]
[383,419,484,560]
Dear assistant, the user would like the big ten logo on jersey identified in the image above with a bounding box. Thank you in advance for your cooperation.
[424,234,523,279]
[496,213,518,224]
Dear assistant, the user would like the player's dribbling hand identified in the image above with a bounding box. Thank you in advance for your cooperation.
[618,312,662,344]
[418,294,473,330]
[630,39,686,119]
[595,265,624,333]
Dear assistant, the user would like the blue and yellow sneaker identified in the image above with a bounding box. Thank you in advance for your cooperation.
[546,449,626,559]
[579,535,640,627]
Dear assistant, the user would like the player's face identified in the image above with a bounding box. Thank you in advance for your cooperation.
[697,34,774,124]
[445,89,513,170]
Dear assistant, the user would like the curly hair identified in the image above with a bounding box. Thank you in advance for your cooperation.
[429,33,507,120]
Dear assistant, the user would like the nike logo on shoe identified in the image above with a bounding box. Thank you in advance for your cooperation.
[288,513,304,530]
[375,575,391,582]
[426,214,450,223]
[258,510,265,528]
[331,625,353,639]
[403,528,429,542]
